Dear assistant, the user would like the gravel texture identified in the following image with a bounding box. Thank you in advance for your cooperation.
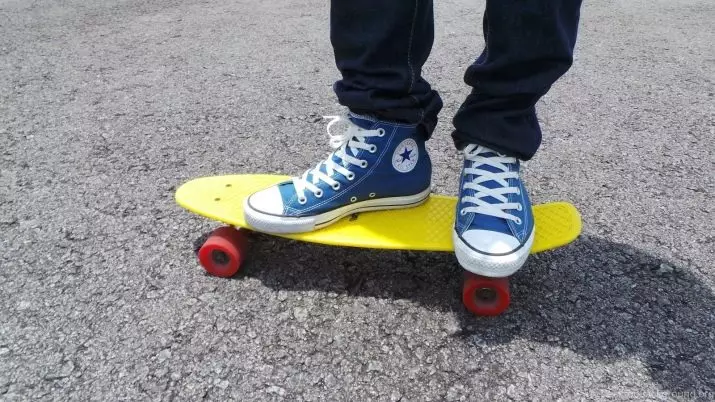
[1,0,714,400]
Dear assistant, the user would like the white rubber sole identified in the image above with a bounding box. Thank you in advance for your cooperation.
[453,228,535,277]
[243,187,432,234]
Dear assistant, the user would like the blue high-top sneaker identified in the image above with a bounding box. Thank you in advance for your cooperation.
[244,113,432,233]
[453,144,535,277]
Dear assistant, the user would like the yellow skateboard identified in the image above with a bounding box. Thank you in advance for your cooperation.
[176,174,582,316]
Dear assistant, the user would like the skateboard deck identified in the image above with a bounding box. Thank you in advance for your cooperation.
[175,174,582,253]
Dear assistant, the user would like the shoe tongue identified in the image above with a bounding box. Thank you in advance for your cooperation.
[307,113,373,179]
[465,151,507,203]
[464,159,513,234]
[347,113,375,130]
[467,150,504,176]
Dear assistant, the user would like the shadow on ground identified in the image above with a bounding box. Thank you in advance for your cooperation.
[193,232,715,395]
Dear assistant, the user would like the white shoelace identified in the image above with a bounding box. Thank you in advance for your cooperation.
[460,144,523,223]
[292,115,384,204]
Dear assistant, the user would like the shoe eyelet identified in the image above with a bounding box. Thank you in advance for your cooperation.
[298,197,307,205]
[350,196,357,203]
[360,160,368,168]
[516,204,523,211]
[515,188,521,195]
[369,192,376,198]
[346,173,355,181]
[369,145,377,153]
[315,190,323,198]
[377,128,385,137]
[332,183,341,191]
[460,210,467,216]
[515,218,522,225]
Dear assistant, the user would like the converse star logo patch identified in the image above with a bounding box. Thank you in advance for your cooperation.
[392,139,419,173]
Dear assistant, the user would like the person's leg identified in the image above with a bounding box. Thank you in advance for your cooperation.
[452,0,583,278]
[331,0,443,139]
[244,1,440,234]
[452,0,582,160]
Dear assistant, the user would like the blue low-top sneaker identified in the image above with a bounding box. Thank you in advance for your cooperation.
[453,144,535,277]
[244,113,432,233]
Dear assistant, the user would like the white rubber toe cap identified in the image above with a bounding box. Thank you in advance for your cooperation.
[453,229,534,277]
[246,186,284,215]
[460,229,520,254]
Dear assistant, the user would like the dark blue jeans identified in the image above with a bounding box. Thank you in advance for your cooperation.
[331,0,582,160]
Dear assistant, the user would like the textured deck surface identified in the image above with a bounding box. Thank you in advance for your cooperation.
[176,174,582,252]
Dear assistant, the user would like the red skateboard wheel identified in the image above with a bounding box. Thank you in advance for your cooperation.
[462,274,511,316]
[197,226,248,278]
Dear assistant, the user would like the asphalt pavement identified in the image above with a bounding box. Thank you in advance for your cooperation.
[1,0,714,400]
